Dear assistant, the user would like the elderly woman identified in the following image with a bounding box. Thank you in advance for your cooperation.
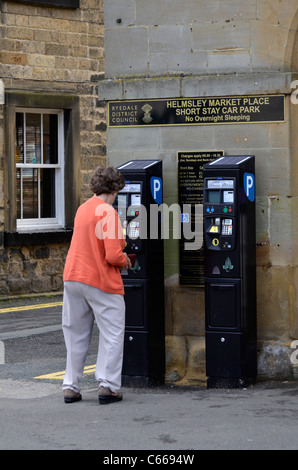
[62,166,131,404]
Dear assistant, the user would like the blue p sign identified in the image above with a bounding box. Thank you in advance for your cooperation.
[150,176,162,204]
[244,173,255,202]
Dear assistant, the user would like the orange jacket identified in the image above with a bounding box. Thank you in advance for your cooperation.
[63,196,127,294]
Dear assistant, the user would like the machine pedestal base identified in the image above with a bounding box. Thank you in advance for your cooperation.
[122,375,164,388]
[207,376,256,389]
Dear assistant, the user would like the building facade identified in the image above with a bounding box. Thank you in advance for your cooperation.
[1,0,298,384]
[99,0,298,383]
[0,0,105,294]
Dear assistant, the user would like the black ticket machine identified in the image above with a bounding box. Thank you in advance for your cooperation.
[203,156,257,388]
[115,160,164,386]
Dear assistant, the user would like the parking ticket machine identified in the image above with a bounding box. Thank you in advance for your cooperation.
[115,160,165,386]
[203,156,257,388]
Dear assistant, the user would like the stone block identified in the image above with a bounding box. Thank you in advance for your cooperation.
[191,21,250,52]
[55,56,78,70]
[291,267,298,339]
[213,123,268,153]
[28,16,56,30]
[105,28,148,77]
[32,276,52,293]
[289,195,298,266]
[254,148,291,197]
[258,341,293,380]
[268,196,292,266]
[6,26,34,41]
[165,335,206,385]
[257,240,270,274]
[7,278,31,295]
[53,19,71,32]
[165,335,187,383]
[108,127,160,151]
[33,29,55,44]
[82,0,102,9]
[98,79,123,101]
[160,125,213,150]
[104,0,136,28]
[250,21,289,71]
[123,77,180,100]
[164,237,179,280]
[184,336,206,384]
[256,266,292,341]
[181,72,293,98]
[136,0,191,26]
[149,51,207,76]
[257,0,298,29]
[135,0,256,26]
[268,119,290,151]
[45,43,69,57]
[1,51,28,66]
[207,50,251,74]
[69,19,88,33]
[172,287,205,336]
[27,54,55,67]
[149,25,191,54]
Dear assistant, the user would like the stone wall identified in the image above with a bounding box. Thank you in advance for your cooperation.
[0,0,106,296]
[104,0,297,77]
[101,0,298,383]
[0,244,68,295]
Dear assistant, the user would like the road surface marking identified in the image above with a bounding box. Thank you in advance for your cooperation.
[0,341,4,364]
[0,325,62,341]
[0,301,63,314]
[34,364,96,380]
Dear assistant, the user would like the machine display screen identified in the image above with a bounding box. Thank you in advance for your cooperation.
[207,190,221,203]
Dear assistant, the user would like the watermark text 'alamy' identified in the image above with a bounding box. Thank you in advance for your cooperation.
[95,201,203,251]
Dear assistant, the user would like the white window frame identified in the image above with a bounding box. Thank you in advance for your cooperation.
[16,108,65,232]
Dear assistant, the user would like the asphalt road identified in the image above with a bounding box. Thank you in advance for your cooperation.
[0,294,298,451]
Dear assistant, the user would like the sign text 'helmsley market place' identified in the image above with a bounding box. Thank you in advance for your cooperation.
[108,94,284,127]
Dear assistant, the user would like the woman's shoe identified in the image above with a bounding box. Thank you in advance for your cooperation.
[63,389,82,403]
[98,386,123,404]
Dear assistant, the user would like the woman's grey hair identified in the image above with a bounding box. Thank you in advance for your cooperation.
[89,166,125,195]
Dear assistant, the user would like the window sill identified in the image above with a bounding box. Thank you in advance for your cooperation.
[4,0,80,8]
[4,229,73,246]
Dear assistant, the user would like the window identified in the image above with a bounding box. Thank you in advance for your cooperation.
[15,109,64,231]
[5,91,80,245]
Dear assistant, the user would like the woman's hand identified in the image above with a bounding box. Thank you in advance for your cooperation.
[123,253,132,270]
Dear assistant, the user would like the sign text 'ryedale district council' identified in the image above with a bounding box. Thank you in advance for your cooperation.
[108,95,285,127]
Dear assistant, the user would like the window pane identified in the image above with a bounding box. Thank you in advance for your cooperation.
[26,114,41,164]
[15,108,63,227]
[40,168,56,218]
[43,114,58,164]
[23,168,38,218]
[16,113,24,164]
[16,168,21,218]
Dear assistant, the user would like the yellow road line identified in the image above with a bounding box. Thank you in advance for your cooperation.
[34,364,96,380]
[0,299,95,381]
[0,301,63,314]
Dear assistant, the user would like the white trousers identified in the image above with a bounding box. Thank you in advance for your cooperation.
[62,281,125,394]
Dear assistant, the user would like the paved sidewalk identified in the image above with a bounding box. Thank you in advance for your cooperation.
[0,294,298,450]
[0,378,298,450]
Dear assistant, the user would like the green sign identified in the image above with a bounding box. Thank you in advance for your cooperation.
[108,95,284,127]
